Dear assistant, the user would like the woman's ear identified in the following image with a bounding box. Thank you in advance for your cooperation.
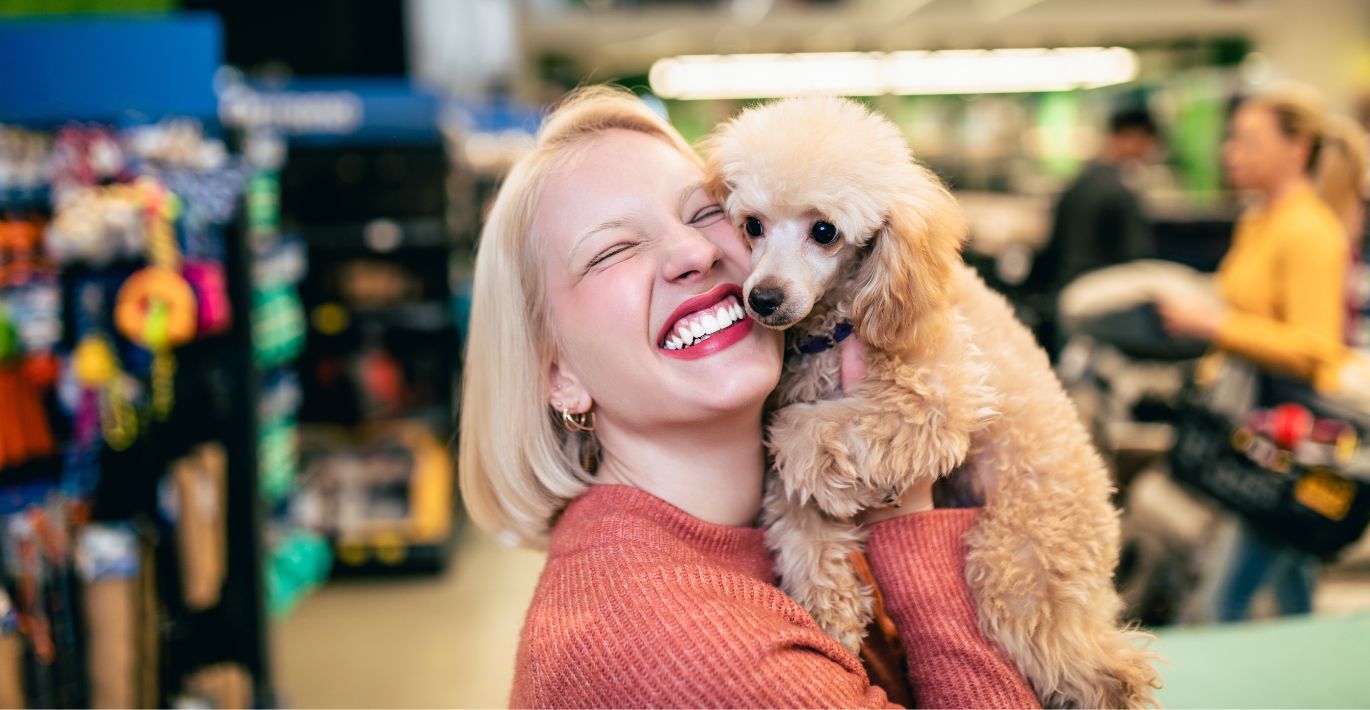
[849,179,966,355]
[547,363,593,414]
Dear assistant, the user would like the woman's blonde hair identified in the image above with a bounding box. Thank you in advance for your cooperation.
[458,85,699,548]
[1248,86,1368,232]
[1316,114,1367,232]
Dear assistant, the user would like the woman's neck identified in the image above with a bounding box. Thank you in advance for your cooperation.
[1259,173,1310,208]
[591,408,767,527]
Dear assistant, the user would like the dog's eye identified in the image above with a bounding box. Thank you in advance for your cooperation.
[810,221,839,245]
[744,216,765,238]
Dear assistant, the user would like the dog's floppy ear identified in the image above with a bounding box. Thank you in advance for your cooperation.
[850,175,966,355]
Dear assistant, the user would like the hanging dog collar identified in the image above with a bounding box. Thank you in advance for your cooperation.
[791,321,854,355]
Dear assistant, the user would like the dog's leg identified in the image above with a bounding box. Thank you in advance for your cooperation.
[949,268,1161,708]
[852,340,1000,497]
[768,397,901,519]
[768,356,997,521]
[965,496,1160,708]
[762,475,872,654]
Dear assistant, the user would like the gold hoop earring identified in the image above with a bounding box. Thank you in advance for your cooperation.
[561,408,595,433]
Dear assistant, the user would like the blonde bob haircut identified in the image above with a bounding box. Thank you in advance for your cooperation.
[458,85,700,549]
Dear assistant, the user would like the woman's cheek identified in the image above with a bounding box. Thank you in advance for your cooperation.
[575,266,651,348]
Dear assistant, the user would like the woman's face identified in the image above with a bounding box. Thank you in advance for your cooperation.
[533,129,782,431]
[1223,102,1308,192]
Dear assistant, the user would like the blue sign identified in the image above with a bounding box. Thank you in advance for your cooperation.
[0,13,222,126]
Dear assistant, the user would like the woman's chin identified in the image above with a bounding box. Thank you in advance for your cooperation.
[689,361,780,417]
[634,328,780,422]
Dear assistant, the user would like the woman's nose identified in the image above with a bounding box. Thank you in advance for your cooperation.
[660,222,724,283]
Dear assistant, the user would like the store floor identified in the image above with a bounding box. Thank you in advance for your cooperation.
[274,521,1370,709]
[272,522,546,708]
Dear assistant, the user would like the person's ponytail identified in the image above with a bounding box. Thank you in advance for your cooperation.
[1314,114,1368,234]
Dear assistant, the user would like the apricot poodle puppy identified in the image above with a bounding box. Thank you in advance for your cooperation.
[702,97,1160,709]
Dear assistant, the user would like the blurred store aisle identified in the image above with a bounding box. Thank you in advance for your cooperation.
[273,524,546,708]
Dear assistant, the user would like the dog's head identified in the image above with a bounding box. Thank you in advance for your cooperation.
[702,97,966,353]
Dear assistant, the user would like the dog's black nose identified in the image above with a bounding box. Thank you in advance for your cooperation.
[748,288,785,317]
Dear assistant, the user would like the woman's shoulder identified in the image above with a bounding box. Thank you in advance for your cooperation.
[518,550,812,654]
[525,485,801,626]
[511,556,850,708]
[1273,187,1347,245]
[510,485,843,707]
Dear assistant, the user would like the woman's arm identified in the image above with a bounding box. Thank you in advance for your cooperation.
[865,510,1042,709]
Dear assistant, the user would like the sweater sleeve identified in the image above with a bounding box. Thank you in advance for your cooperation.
[1214,217,1349,390]
[866,509,1041,709]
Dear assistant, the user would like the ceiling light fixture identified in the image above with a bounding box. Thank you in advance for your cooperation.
[648,47,1139,100]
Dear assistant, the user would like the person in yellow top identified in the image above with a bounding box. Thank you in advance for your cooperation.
[1157,86,1367,622]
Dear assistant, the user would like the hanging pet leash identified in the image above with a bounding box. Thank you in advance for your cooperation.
[113,178,197,420]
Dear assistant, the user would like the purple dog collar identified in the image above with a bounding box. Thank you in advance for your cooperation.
[791,321,854,355]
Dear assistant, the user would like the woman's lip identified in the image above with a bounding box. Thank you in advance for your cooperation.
[659,317,754,361]
[655,283,744,346]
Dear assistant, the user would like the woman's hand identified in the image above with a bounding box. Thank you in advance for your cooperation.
[838,333,870,394]
[840,336,935,522]
[1156,294,1225,342]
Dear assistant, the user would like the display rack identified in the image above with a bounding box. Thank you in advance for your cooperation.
[0,14,271,707]
[221,78,468,575]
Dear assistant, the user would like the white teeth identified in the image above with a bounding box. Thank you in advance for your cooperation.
[663,295,750,350]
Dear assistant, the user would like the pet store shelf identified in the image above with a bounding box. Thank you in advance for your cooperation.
[0,14,273,707]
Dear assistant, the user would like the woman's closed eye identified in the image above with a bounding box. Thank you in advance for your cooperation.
[585,241,640,271]
[689,204,725,226]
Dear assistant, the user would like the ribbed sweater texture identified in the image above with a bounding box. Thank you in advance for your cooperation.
[510,484,1039,708]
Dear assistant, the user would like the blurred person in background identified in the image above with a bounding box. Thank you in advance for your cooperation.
[1031,108,1160,355]
[458,86,1040,708]
[1156,87,1368,623]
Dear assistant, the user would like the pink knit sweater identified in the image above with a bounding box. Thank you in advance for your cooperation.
[510,485,1039,708]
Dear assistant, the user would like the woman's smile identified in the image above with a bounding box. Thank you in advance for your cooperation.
[657,284,755,360]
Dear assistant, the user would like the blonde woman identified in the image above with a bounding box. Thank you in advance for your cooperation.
[1158,87,1368,622]
[459,86,1039,707]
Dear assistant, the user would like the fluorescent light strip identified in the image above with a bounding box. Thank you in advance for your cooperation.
[648,47,1138,100]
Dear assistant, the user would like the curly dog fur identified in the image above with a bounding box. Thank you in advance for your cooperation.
[702,97,1161,708]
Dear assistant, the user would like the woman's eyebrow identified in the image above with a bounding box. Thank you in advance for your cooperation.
[568,215,633,265]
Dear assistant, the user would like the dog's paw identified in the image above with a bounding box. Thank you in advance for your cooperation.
[769,404,871,518]
[803,579,875,655]
[806,462,874,520]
